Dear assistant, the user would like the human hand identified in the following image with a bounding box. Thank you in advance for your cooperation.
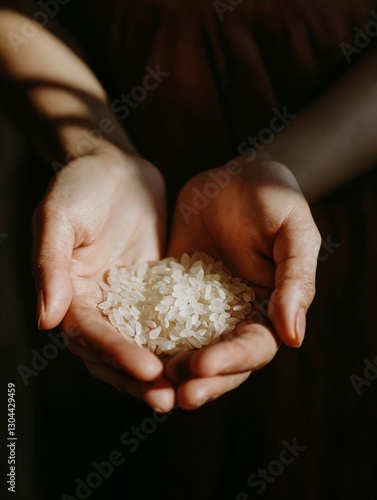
[32,148,175,412]
[165,157,321,409]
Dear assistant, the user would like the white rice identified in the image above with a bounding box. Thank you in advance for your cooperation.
[98,252,255,356]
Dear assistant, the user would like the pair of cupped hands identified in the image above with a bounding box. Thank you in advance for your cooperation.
[32,145,321,413]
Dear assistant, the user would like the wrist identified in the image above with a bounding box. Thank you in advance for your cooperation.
[235,149,304,195]
[237,141,317,202]
[54,114,139,166]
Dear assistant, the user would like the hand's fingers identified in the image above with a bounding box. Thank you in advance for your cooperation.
[68,337,151,373]
[66,316,175,410]
[32,203,74,330]
[84,361,176,413]
[66,340,100,362]
[176,372,251,410]
[165,317,280,404]
[164,351,196,385]
[62,306,165,382]
[189,320,280,377]
[269,206,321,347]
[65,334,88,348]
[165,308,280,383]
[67,340,123,370]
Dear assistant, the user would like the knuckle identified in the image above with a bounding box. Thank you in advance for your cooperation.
[301,275,316,303]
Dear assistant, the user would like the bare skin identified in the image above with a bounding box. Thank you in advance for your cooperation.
[1,3,376,411]
[166,159,320,409]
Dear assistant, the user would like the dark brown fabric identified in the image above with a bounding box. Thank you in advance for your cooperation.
[56,0,377,198]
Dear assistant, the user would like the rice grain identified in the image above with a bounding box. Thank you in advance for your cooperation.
[98,252,255,355]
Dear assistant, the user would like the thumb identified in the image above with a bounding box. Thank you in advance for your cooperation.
[32,204,74,330]
[268,207,321,347]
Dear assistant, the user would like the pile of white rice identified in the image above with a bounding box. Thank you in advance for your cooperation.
[98,252,255,355]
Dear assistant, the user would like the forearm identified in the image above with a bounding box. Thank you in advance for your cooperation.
[260,47,377,202]
[0,5,137,164]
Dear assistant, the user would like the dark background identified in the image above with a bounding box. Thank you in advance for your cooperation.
[1,110,377,500]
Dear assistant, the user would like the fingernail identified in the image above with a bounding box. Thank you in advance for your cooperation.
[37,289,45,330]
[295,308,306,346]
